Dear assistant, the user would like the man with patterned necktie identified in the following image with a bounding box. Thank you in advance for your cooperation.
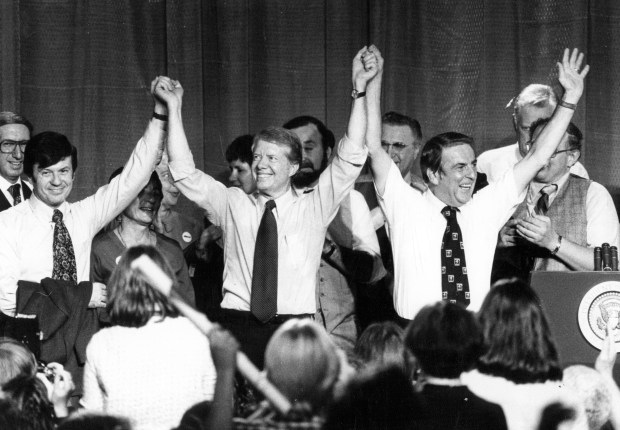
[492,119,619,281]
[0,76,178,316]
[0,112,33,212]
[365,47,590,322]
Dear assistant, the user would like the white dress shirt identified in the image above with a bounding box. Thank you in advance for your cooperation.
[169,135,367,315]
[477,142,589,182]
[0,120,164,314]
[377,163,524,319]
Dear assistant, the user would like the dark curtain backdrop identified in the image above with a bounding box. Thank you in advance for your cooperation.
[1,0,619,201]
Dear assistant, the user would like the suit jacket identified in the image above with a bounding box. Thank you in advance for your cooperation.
[0,181,32,212]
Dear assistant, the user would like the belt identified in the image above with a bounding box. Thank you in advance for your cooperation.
[221,309,314,325]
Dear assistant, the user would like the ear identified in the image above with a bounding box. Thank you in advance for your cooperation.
[326,146,333,160]
[567,149,581,167]
[427,168,441,186]
[512,114,518,133]
[288,162,299,178]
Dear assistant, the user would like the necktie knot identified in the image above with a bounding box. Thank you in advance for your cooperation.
[265,200,276,211]
[52,209,63,223]
[8,184,21,205]
[441,206,457,220]
[535,184,557,215]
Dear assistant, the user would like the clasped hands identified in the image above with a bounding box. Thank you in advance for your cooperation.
[500,214,559,252]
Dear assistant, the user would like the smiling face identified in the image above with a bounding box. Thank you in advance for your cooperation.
[0,124,30,183]
[31,157,74,208]
[252,140,299,198]
[228,159,256,194]
[123,176,163,226]
[382,123,418,177]
[427,144,477,207]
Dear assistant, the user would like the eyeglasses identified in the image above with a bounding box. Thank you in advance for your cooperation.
[524,142,574,159]
[0,140,28,154]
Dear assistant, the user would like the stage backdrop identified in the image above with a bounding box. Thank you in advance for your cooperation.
[1,0,619,200]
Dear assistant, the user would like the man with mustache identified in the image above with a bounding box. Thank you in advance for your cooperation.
[0,112,33,212]
[284,115,385,355]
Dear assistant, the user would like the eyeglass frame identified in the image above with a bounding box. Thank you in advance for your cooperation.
[0,140,28,154]
[524,142,576,159]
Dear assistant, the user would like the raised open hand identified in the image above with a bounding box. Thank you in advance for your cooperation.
[557,48,590,104]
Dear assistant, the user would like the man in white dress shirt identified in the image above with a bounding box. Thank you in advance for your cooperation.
[0,76,177,315]
[477,83,588,182]
[366,48,590,320]
[0,112,33,212]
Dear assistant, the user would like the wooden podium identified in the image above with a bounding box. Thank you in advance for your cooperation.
[530,271,620,384]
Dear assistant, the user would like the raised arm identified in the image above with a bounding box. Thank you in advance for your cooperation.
[364,46,392,195]
[347,46,378,150]
[513,48,590,192]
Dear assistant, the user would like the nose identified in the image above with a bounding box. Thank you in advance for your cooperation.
[11,144,24,159]
[256,155,268,169]
[51,172,62,185]
[465,164,476,179]
[228,170,237,183]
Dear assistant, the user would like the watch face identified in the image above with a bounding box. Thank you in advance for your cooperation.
[351,89,359,99]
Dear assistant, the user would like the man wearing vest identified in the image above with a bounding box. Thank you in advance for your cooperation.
[0,112,33,212]
[494,119,619,279]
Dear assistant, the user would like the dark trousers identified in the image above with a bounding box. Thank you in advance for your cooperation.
[218,309,313,370]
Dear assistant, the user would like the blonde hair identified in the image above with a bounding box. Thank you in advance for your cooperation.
[0,338,37,387]
[264,319,340,412]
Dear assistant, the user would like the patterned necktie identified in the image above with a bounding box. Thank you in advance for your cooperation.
[534,184,558,216]
[52,209,77,284]
[251,200,278,322]
[8,183,21,206]
[441,206,470,307]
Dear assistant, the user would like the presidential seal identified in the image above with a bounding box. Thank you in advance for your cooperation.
[577,281,620,351]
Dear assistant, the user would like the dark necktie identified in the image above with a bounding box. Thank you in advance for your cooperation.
[534,184,558,216]
[8,183,21,206]
[251,200,278,323]
[52,209,78,284]
[441,206,470,307]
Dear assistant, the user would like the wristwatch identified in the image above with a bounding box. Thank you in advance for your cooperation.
[351,89,366,99]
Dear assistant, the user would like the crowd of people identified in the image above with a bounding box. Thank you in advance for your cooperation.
[0,44,619,429]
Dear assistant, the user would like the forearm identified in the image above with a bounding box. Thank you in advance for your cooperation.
[205,368,234,430]
[548,236,595,271]
[365,69,392,195]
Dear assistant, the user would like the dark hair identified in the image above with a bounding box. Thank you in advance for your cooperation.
[420,132,474,183]
[1,376,55,430]
[57,412,133,430]
[225,134,254,165]
[477,278,563,383]
[24,131,78,178]
[282,115,335,151]
[108,166,162,197]
[0,399,27,430]
[0,111,33,133]
[382,111,423,143]
[107,245,180,328]
[405,301,483,378]
[324,366,419,430]
[253,126,302,166]
[529,118,582,152]
[354,322,407,372]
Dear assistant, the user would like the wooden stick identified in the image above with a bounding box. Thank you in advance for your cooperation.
[131,255,292,415]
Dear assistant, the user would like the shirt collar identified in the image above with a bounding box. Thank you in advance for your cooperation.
[0,175,22,191]
[527,172,570,208]
[28,193,69,223]
[257,186,297,218]
[426,189,469,214]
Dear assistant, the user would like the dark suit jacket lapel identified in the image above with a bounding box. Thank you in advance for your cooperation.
[0,191,10,212]
[23,181,32,199]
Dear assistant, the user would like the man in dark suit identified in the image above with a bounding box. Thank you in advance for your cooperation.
[0,112,33,211]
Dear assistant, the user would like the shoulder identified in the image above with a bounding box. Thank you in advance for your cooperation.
[156,232,184,251]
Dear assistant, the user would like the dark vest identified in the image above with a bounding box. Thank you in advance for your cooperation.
[0,181,32,212]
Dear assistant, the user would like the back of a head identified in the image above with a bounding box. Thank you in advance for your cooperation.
[57,411,133,430]
[405,301,482,378]
[515,84,558,114]
[477,278,563,383]
[324,366,419,430]
[563,365,611,430]
[420,132,474,183]
[2,376,55,430]
[282,115,335,151]
[0,338,37,387]
[381,111,423,143]
[23,131,77,178]
[225,134,254,165]
[107,245,179,328]
[264,319,340,412]
[354,321,407,372]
